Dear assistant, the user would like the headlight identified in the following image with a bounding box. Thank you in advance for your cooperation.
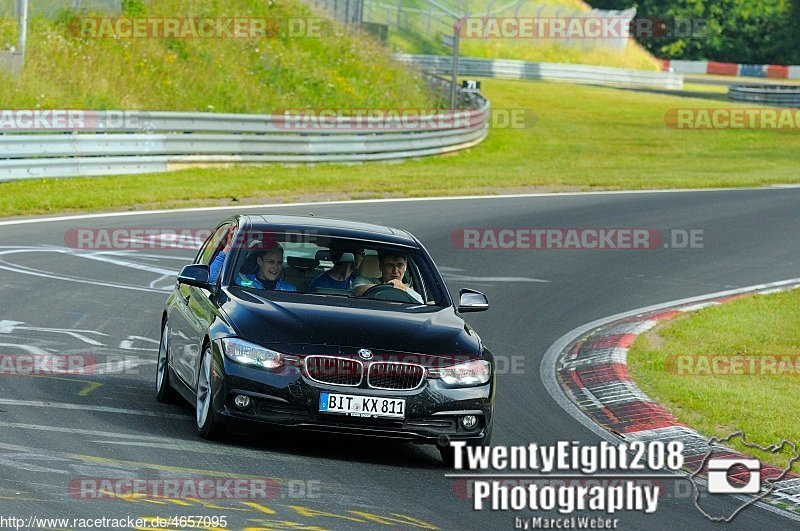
[220,338,283,370]
[428,360,491,387]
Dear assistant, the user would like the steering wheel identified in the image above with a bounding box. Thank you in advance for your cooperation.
[361,283,419,303]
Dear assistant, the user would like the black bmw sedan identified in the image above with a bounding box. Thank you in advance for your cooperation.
[156,215,494,463]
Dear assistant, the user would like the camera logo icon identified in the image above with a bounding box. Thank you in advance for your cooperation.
[707,458,761,494]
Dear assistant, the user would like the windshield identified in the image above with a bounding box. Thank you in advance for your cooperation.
[227,232,447,306]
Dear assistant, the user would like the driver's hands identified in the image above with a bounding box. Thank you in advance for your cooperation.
[386,279,408,291]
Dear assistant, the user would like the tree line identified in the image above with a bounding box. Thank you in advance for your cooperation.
[588,0,800,64]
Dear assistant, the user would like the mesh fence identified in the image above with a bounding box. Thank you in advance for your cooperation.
[308,0,634,55]
[0,0,121,19]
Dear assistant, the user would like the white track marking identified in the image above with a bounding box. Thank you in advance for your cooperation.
[0,453,71,475]
[0,247,176,275]
[0,343,51,355]
[0,188,796,227]
[678,301,721,312]
[149,274,174,289]
[0,398,189,419]
[75,251,177,275]
[0,422,184,443]
[118,336,159,351]
[0,249,170,294]
[89,439,304,463]
[0,320,107,346]
[442,274,549,283]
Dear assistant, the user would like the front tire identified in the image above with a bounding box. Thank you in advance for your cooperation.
[196,345,226,440]
[155,320,179,403]
[439,421,493,468]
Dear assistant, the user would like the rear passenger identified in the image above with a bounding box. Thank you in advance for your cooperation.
[307,245,364,292]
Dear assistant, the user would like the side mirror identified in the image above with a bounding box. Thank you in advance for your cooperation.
[458,288,489,313]
[177,264,212,289]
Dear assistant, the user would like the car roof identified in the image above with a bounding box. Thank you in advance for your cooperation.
[241,215,418,247]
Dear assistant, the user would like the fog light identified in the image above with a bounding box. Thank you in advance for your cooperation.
[234,395,251,409]
[461,415,478,429]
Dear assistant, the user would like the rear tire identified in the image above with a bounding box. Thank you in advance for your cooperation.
[155,320,179,403]
[196,345,226,440]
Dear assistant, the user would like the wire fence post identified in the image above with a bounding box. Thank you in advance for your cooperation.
[17,0,28,67]
[425,4,431,34]
[450,17,463,109]
[396,0,402,27]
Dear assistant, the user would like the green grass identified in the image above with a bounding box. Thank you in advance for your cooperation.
[0,0,438,112]
[459,40,660,71]
[681,82,729,95]
[628,290,800,472]
[382,0,660,70]
[2,78,799,218]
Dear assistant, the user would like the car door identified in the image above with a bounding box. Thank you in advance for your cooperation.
[170,222,233,387]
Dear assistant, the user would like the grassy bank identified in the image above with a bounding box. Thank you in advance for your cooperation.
[1,78,799,218]
[628,289,800,473]
[0,0,437,112]
[387,0,660,70]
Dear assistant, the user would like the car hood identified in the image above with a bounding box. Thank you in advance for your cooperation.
[222,289,482,360]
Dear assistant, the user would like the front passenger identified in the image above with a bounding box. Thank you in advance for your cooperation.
[237,244,297,292]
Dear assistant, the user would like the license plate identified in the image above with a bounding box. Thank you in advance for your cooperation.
[319,392,405,419]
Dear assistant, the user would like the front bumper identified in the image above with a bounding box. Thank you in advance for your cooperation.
[210,344,494,444]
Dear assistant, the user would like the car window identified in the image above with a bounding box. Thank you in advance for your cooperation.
[405,255,427,300]
[197,223,234,266]
[227,232,446,306]
[410,252,446,303]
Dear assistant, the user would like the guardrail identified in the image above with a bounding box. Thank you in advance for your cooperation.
[398,54,684,89]
[0,88,489,181]
[728,85,800,107]
[663,59,800,80]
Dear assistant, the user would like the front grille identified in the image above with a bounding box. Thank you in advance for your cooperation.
[367,362,424,390]
[305,356,363,386]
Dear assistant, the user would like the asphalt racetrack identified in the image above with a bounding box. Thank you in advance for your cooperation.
[0,188,798,530]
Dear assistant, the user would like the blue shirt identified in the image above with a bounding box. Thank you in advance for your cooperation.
[209,251,227,283]
[236,273,297,292]
[307,272,356,292]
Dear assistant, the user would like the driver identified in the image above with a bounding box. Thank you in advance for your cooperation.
[353,251,423,303]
